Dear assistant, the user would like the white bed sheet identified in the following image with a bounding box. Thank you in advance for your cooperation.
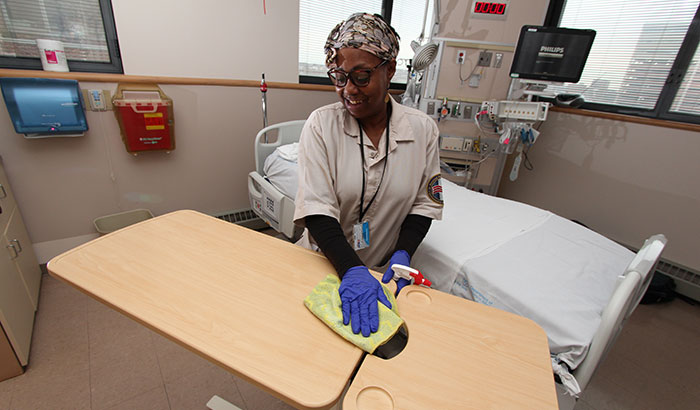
[412,180,635,369]
[411,179,552,291]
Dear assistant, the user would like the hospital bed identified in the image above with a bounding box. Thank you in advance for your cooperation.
[246,120,667,406]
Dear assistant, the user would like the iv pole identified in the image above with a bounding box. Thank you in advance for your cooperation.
[260,73,268,142]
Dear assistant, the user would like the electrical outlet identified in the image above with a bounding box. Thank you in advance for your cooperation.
[463,138,473,152]
[456,49,466,65]
[478,50,493,67]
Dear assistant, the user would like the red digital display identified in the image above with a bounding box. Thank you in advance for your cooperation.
[474,2,507,15]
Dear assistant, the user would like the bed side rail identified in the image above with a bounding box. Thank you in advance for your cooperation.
[573,234,667,391]
[254,120,306,175]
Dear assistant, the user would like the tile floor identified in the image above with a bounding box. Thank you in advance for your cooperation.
[1,263,699,409]
[0,272,295,410]
[573,295,700,410]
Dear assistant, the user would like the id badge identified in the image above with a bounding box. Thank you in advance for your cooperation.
[353,221,370,250]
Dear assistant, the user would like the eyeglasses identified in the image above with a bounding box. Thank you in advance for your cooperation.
[327,60,388,87]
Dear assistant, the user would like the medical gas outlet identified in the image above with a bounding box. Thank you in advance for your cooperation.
[481,100,551,121]
[420,98,479,123]
[438,98,449,121]
[456,50,466,65]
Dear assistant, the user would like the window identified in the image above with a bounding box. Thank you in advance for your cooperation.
[671,38,700,115]
[546,0,700,124]
[299,0,434,87]
[0,0,122,73]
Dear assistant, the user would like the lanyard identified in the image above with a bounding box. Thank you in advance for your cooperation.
[358,103,391,222]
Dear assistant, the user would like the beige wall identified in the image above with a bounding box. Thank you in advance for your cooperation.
[0,84,337,261]
[498,112,700,271]
[0,0,335,262]
[111,0,299,82]
[434,0,549,103]
[438,0,547,42]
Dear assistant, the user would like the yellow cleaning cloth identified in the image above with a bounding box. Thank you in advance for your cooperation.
[304,275,404,354]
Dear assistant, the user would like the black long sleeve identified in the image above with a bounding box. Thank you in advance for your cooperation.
[305,215,363,278]
[394,214,432,257]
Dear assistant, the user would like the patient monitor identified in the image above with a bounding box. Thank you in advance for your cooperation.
[508,25,596,104]
[510,25,596,84]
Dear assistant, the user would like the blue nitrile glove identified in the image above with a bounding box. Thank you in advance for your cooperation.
[339,266,392,337]
[382,250,412,296]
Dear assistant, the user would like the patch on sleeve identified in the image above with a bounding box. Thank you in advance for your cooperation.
[426,174,444,205]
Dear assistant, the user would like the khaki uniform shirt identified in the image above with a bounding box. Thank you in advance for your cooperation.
[293,97,443,269]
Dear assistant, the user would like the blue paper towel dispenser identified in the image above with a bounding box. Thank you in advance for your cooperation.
[0,77,88,138]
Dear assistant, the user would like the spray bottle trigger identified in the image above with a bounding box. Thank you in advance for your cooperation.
[391,264,432,287]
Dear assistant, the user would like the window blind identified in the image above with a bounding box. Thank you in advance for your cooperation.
[298,0,433,84]
[552,0,699,110]
[299,0,383,79]
[0,0,109,63]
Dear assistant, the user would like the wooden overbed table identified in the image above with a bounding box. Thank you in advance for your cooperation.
[48,210,557,409]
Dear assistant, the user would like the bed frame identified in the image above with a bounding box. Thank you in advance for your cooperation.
[564,234,666,396]
[247,120,306,240]
[247,121,667,408]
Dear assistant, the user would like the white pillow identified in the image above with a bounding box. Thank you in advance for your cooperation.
[263,144,299,199]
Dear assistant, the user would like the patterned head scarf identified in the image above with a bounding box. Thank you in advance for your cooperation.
[324,13,400,68]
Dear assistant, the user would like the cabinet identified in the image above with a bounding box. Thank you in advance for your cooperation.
[0,158,41,375]
[4,207,41,308]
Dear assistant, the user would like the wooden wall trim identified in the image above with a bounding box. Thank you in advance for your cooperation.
[0,69,336,91]
[0,69,694,129]
[0,69,402,95]
[551,106,700,133]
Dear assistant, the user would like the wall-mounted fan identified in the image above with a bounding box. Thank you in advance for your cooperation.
[401,0,440,108]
